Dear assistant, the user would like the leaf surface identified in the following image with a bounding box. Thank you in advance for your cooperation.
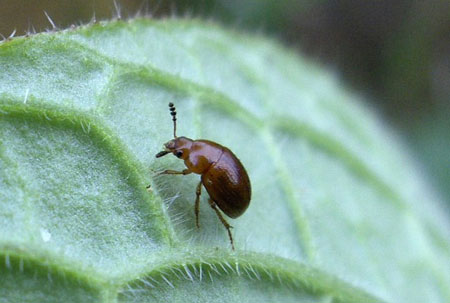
[1,18,449,303]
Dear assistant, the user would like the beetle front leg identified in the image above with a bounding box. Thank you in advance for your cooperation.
[208,198,235,250]
[194,181,202,228]
[156,168,192,176]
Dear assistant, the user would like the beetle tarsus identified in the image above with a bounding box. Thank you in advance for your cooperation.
[195,181,202,229]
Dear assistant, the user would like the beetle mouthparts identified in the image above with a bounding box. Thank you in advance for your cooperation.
[155,150,170,158]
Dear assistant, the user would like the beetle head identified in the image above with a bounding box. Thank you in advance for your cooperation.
[155,136,193,160]
[155,102,193,159]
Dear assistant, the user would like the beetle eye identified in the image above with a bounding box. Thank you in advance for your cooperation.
[175,150,183,158]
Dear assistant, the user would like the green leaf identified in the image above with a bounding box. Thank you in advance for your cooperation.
[1,18,449,303]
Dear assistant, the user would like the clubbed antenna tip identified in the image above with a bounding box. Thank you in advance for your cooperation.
[169,102,177,138]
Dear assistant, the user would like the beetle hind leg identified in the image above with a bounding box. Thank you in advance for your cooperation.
[194,181,202,228]
[208,198,235,250]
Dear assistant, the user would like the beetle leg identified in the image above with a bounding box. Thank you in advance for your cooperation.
[195,181,202,228]
[208,198,235,250]
[156,168,192,176]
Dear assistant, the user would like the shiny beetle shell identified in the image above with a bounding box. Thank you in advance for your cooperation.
[199,141,251,218]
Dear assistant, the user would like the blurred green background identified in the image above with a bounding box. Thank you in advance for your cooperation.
[1,0,449,204]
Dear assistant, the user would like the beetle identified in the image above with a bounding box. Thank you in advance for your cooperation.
[155,102,251,250]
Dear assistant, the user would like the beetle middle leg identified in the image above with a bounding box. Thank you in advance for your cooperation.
[208,198,235,250]
[194,181,202,229]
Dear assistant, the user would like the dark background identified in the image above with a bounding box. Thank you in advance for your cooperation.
[1,0,449,203]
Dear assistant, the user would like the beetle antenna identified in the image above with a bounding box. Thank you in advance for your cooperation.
[168,102,177,138]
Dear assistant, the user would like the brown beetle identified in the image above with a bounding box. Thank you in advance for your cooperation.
[155,102,251,250]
